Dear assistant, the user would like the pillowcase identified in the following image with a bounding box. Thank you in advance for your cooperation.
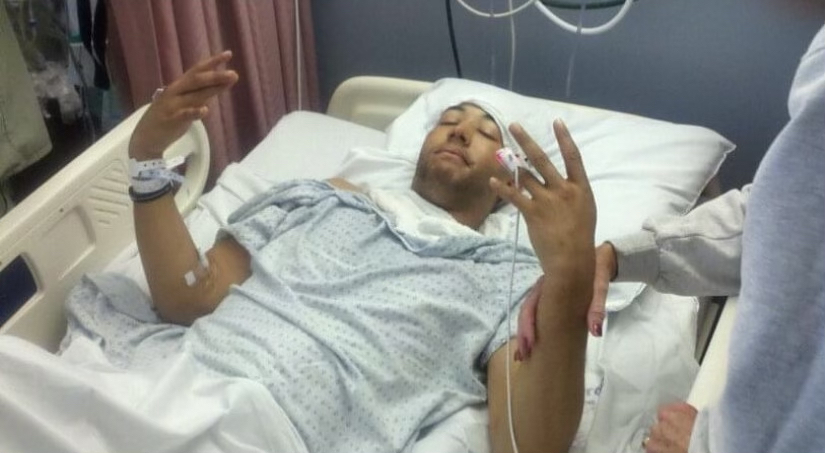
[338,77,735,310]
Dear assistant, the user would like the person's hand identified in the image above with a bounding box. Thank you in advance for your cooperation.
[129,51,239,161]
[514,241,616,360]
[492,120,596,273]
[491,120,596,336]
[644,402,698,453]
[588,242,617,336]
[514,274,542,361]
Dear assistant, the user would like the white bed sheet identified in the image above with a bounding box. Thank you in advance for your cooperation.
[0,335,308,453]
[100,111,698,453]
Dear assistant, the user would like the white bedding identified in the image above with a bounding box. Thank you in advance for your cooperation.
[107,111,697,452]
[0,111,699,453]
[0,336,308,453]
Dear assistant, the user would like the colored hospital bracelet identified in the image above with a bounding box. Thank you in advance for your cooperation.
[129,182,174,203]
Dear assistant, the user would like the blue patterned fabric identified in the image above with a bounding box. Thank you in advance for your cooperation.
[66,180,541,453]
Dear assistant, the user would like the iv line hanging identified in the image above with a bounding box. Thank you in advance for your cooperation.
[454,0,635,34]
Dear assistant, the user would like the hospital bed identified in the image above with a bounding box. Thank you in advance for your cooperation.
[0,75,734,452]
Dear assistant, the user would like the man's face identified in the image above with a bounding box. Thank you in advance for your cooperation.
[413,103,507,206]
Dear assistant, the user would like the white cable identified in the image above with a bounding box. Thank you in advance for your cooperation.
[455,0,537,19]
[507,0,517,90]
[534,0,634,35]
[564,4,585,98]
[294,0,303,110]
[505,169,521,453]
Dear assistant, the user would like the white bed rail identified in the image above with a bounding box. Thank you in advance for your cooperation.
[327,76,431,131]
[0,105,208,351]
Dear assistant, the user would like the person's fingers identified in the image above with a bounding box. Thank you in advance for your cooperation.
[645,429,663,453]
[515,167,545,195]
[589,246,612,337]
[166,51,234,96]
[189,50,234,76]
[646,402,697,453]
[509,123,564,187]
[178,69,239,95]
[587,306,605,337]
[516,280,541,360]
[552,119,590,187]
[175,81,236,111]
[490,177,531,214]
[174,106,208,122]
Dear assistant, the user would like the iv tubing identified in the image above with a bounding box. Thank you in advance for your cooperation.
[534,0,633,35]
[454,0,537,19]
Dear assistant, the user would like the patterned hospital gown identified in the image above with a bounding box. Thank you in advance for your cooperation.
[69,180,541,453]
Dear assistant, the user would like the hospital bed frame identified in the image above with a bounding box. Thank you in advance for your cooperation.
[0,75,731,410]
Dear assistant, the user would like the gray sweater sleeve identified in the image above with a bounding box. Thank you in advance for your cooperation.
[608,185,750,297]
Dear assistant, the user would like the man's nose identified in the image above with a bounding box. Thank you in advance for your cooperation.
[450,121,471,145]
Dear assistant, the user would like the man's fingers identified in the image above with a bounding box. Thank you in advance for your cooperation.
[509,122,564,186]
[515,168,545,195]
[179,70,239,95]
[167,51,234,96]
[552,119,590,186]
[175,106,208,122]
[192,49,234,73]
[176,81,235,111]
[490,177,530,213]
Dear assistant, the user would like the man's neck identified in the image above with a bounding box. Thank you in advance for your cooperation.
[417,191,494,230]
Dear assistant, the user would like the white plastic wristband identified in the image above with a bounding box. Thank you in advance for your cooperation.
[129,157,186,194]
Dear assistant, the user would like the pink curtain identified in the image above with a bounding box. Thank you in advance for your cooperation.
[107,0,320,186]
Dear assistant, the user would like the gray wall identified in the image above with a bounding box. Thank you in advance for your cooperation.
[311,1,825,190]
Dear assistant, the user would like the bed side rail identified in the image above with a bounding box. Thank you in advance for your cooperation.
[687,296,736,409]
[326,76,432,131]
[0,105,209,351]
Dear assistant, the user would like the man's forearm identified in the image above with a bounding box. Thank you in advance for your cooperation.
[510,263,592,453]
[133,192,212,324]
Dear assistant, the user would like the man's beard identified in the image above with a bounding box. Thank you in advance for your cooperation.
[412,157,488,209]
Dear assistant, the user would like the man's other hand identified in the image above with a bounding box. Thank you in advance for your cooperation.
[129,51,238,161]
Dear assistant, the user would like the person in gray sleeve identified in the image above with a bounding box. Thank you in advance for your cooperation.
[517,16,825,453]
[639,19,825,452]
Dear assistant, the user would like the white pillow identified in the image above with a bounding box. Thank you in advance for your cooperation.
[338,78,735,311]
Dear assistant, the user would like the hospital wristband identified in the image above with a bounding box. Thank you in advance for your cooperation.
[129,181,175,203]
[129,157,186,183]
[128,157,186,197]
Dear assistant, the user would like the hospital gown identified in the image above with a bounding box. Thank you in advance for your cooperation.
[66,180,541,453]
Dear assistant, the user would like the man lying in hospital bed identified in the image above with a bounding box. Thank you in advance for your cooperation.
[0,52,734,453]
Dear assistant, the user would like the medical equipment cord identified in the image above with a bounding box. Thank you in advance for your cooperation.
[456,0,538,19]
[507,0,517,90]
[445,0,463,77]
[541,0,636,10]
[295,0,303,110]
[565,4,585,98]
[535,0,633,35]
[505,169,522,453]
[446,0,640,81]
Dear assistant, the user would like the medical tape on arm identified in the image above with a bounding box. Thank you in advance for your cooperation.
[129,156,208,286]
[184,249,211,287]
